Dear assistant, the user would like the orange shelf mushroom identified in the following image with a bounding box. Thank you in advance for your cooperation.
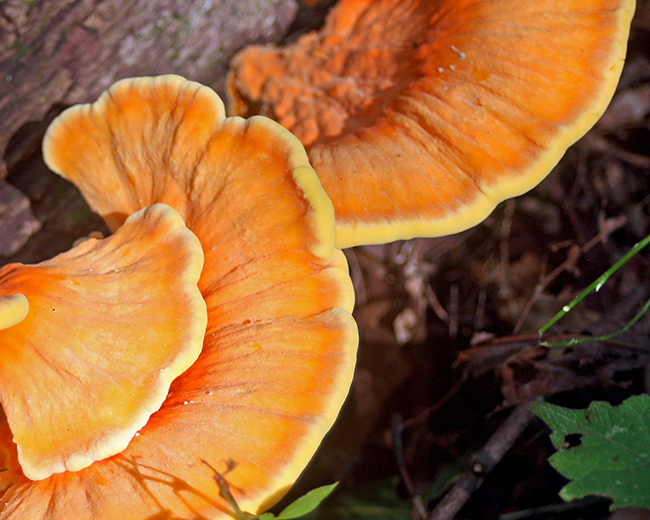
[0,75,357,519]
[0,203,207,481]
[227,0,635,248]
[0,411,20,495]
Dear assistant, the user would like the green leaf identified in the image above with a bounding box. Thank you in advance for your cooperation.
[302,478,412,520]
[531,395,650,510]
[275,483,339,519]
[299,459,466,520]
[258,514,276,520]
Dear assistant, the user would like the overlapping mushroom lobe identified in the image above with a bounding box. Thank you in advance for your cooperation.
[0,203,207,481]
[227,0,635,247]
[0,75,360,519]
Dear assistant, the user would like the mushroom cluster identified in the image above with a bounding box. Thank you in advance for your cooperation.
[0,76,357,519]
[0,0,636,516]
[228,0,635,247]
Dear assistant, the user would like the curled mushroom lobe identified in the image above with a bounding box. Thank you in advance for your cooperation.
[227,0,635,248]
[0,75,357,519]
[0,204,207,481]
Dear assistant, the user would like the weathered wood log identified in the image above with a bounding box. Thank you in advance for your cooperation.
[0,0,297,254]
[0,180,41,256]
[0,0,298,177]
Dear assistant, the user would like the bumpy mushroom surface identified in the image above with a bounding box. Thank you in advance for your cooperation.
[227,0,635,248]
[0,75,357,519]
[0,203,207,481]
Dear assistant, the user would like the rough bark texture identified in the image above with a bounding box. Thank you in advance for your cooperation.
[0,0,298,177]
[0,181,41,256]
[0,0,297,254]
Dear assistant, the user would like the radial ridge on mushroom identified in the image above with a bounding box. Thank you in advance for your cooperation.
[0,75,358,519]
[0,203,207,482]
[227,0,635,248]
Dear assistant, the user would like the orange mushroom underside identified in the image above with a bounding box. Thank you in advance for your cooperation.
[0,204,207,482]
[227,0,635,247]
[0,76,358,520]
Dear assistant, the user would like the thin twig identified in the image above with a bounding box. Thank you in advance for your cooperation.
[498,199,517,321]
[512,244,581,334]
[513,215,628,334]
[402,373,468,430]
[449,284,459,339]
[427,402,536,520]
[391,414,428,520]
[499,496,609,520]
[539,228,650,338]
[425,284,450,323]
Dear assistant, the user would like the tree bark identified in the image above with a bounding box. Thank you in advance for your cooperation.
[0,0,298,177]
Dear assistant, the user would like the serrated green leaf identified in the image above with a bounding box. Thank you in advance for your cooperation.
[275,483,339,519]
[531,395,650,510]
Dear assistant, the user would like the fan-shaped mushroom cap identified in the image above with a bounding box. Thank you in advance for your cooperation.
[227,0,635,248]
[2,75,358,519]
[0,203,207,481]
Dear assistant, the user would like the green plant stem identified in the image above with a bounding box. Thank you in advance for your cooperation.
[538,232,650,341]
